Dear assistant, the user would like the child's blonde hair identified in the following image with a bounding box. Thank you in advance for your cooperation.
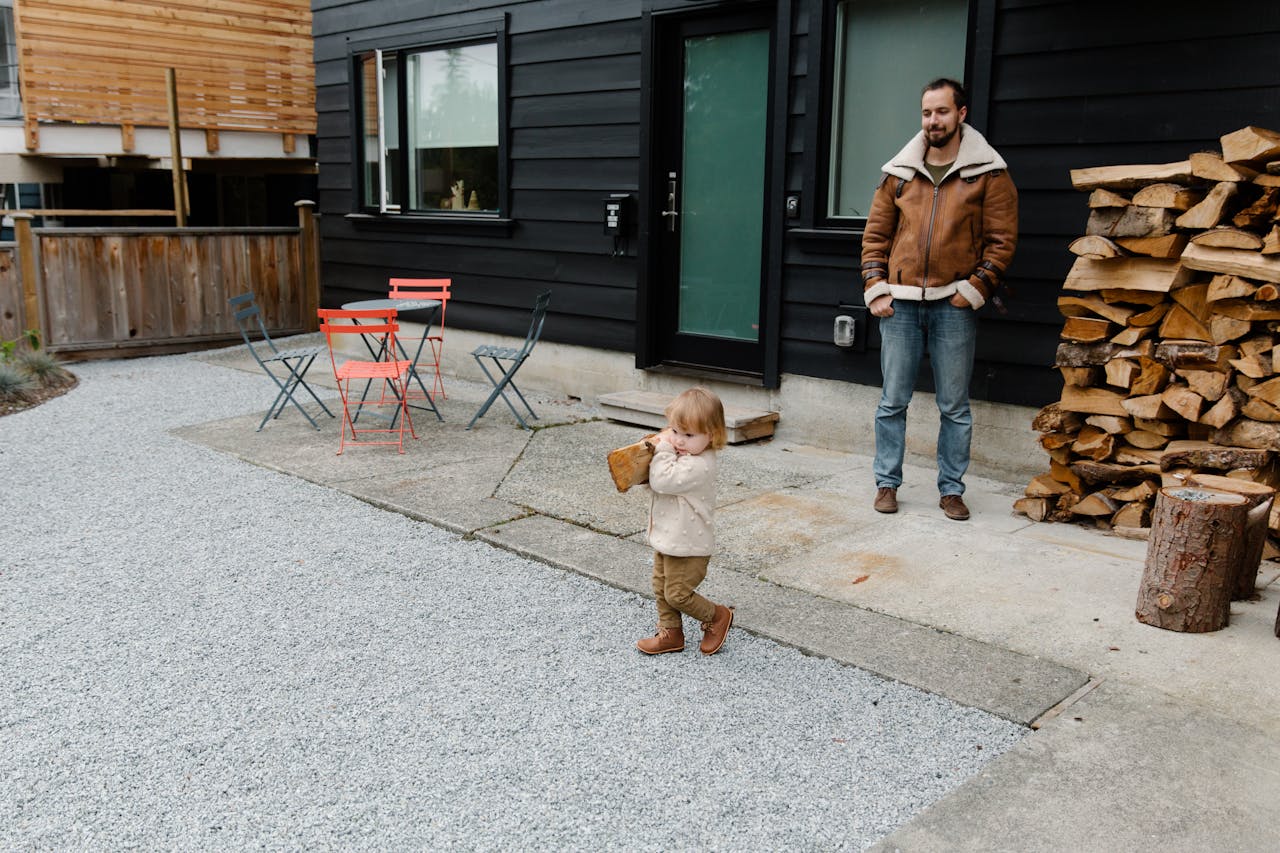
[665,386,727,450]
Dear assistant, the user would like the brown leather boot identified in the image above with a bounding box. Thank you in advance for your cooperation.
[874,487,898,514]
[699,604,734,655]
[939,494,970,521]
[636,626,685,655]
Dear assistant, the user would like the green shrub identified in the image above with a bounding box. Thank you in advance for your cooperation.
[0,329,40,361]
[0,362,33,400]
[15,349,71,388]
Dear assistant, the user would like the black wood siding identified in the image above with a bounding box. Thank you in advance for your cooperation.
[990,0,1280,405]
[312,0,643,346]
[782,0,1280,407]
[313,0,1280,406]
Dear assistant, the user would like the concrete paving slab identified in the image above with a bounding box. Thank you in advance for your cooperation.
[494,420,655,536]
[173,406,533,534]
[496,426,860,537]
[870,679,1280,852]
[476,513,655,595]
[192,335,599,432]
[476,514,1088,725]
[751,477,1280,730]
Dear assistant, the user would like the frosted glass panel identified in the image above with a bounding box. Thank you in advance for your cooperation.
[678,30,768,341]
[828,0,969,218]
[408,44,498,148]
[406,42,499,213]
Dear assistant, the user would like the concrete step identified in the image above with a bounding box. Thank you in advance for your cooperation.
[596,389,779,444]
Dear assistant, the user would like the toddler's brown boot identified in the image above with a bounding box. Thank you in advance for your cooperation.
[636,626,685,655]
[699,604,734,655]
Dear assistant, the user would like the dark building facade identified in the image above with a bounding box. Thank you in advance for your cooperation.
[311,0,1280,407]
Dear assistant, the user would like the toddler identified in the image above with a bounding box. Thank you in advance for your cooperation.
[636,387,734,656]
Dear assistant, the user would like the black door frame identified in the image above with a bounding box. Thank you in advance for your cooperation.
[637,0,790,388]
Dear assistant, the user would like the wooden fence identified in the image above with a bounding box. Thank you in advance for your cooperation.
[0,201,319,358]
[0,245,23,347]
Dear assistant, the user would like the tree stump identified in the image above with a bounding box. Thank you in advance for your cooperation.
[1135,487,1247,632]
[1186,474,1275,599]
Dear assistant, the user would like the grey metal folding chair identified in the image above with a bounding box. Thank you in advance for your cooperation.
[467,290,552,430]
[228,292,334,431]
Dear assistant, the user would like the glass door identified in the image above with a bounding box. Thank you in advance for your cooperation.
[652,9,773,375]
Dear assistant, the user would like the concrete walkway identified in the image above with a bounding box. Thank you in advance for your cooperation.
[187,341,1280,851]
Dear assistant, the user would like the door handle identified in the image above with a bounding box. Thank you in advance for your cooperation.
[661,172,679,232]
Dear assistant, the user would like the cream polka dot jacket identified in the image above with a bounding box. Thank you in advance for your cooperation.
[647,439,717,557]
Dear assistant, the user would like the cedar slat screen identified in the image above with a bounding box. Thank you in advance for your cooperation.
[13,0,315,135]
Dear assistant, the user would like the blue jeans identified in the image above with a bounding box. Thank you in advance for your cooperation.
[874,299,977,496]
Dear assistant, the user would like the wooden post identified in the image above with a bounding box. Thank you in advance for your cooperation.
[1186,474,1275,599]
[1136,487,1247,633]
[295,200,319,332]
[12,213,42,345]
[165,68,187,227]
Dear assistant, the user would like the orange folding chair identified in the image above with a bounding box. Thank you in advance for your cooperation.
[317,308,418,454]
[389,278,452,401]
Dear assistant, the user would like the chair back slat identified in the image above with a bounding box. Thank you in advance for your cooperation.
[323,322,398,335]
[319,308,399,321]
[518,291,553,357]
[317,308,399,339]
[389,278,451,301]
[228,292,279,358]
[390,278,451,340]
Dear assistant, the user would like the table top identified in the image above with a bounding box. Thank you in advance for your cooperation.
[341,298,441,312]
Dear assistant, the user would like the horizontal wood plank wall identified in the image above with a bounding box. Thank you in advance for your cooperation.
[0,247,23,344]
[314,0,1280,407]
[979,0,1280,404]
[313,0,641,350]
[35,228,306,353]
[14,0,315,134]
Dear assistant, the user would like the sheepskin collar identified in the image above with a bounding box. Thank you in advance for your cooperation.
[881,123,1007,182]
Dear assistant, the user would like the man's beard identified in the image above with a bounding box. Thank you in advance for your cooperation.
[927,126,958,148]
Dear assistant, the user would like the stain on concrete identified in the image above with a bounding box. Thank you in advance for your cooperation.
[851,551,903,579]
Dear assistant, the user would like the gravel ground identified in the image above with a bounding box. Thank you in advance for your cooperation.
[0,353,1025,851]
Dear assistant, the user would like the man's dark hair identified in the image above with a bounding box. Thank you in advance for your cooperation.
[922,78,968,110]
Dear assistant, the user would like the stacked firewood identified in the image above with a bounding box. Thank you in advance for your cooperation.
[1019,126,1280,546]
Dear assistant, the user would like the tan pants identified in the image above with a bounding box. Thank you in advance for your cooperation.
[652,551,716,628]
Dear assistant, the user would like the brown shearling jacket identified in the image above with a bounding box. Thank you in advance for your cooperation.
[860,124,1018,310]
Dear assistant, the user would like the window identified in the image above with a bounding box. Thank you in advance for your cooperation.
[0,0,19,118]
[827,0,969,219]
[355,32,504,217]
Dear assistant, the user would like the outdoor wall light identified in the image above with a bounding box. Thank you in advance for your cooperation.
[833,314,856,348]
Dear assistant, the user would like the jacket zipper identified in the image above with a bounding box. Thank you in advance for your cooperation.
[923,181,940,290]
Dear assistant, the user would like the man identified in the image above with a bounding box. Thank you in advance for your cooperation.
[860,78,1017,521]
